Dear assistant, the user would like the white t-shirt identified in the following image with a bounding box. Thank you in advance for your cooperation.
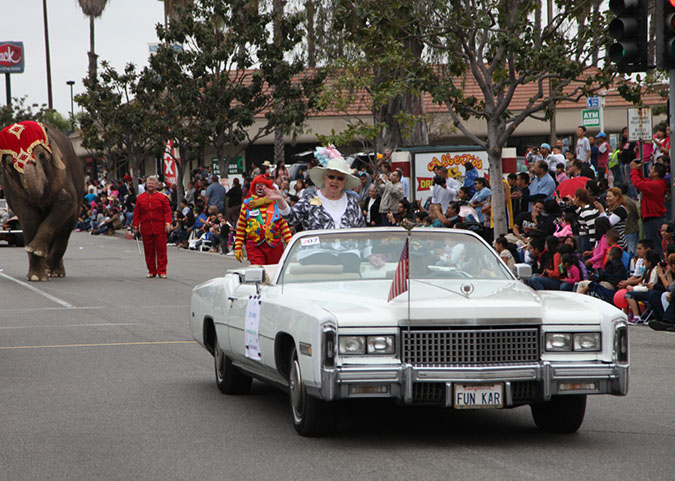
[576,137,591,163]
[317,191,348,228]
[431,179,458,211]
[548,153,565,171]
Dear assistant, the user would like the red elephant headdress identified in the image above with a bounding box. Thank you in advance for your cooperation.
[247,174,274,198]
[0,121,52,174]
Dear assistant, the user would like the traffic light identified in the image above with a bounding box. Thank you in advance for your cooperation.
[608,0,648,73]
[656,0,675,69]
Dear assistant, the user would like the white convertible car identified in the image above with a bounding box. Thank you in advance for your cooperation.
[190,228,629,436]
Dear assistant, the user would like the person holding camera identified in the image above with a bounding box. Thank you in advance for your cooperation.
[431,167,458,212]
[630,160,668,257]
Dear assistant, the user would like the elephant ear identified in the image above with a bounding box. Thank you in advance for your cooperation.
[44,126,66,171]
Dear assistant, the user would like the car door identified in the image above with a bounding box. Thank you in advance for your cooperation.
[226,284,271,379]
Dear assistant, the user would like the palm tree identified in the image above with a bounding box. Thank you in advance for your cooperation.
[78,0,109,83]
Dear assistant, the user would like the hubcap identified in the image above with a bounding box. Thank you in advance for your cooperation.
[290,358,304,422]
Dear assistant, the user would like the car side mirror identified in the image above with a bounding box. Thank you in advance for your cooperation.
[243,267,265,284]
[515,263,532,281]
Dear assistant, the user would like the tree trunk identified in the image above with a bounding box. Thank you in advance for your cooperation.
[403,91,429,146]
[306,0,316,68]
[487,141,507,238]
[88,15,98,83]
[176,144,187,202]
[274,125,285,164]
[272,0,285,166]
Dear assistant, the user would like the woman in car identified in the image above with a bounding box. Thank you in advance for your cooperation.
[265,145,365,231]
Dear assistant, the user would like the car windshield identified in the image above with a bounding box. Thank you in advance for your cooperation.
[278,230,512,284]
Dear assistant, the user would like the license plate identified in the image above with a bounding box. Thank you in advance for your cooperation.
[453,383,504,409]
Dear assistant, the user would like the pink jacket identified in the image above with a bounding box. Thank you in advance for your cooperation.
[588,234,609,269]
[563,265,581,284]
[554,223,573,239]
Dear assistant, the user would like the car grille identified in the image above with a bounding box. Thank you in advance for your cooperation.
[402,327,540,366]
[511,381,540,403]
[412,383,445,404]
[411,381,540,405]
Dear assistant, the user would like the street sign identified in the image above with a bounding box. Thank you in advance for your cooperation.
[627,107,653,141]
[582,109,600,127]
[586,96,600,109]
[0,41,24,74]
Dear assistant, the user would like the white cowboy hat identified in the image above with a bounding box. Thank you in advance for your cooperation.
[262,160,273,168]
[309,146,360,191]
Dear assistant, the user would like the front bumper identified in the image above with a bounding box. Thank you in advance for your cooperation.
[316,361,629,405]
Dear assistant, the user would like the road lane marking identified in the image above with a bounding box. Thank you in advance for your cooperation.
[0,340,195,350]
[141,305,190,308]
[0,272,75,308]
[3,306,106,312]
[0,322,142,330]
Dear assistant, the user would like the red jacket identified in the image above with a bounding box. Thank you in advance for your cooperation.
[132,191,172,236]
[630,168,667,219]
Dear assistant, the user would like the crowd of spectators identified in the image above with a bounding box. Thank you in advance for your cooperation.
[65,121,675,329]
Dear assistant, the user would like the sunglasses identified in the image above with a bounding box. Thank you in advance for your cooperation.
[327,174,345,181]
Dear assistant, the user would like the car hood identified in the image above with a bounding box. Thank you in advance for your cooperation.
[275,279,614,327]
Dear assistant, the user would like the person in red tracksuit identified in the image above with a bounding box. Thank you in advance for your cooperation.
[630,160,668,258]
[132,176,172,278]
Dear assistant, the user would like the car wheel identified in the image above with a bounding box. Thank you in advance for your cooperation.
[288,346,336,437]
[531,394,587,433]
[13,233,24,247]
[214,338,252,395]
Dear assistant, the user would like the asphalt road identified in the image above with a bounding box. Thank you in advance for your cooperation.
[1,232,675,481]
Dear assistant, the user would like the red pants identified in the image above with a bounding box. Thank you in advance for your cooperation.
[142,232,168,275]
[246,241,284,265]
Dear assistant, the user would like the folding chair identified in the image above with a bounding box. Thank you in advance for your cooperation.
[587,282,617,305]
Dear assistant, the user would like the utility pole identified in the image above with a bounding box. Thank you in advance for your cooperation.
[67,80,75,131]
[547,0,555,145]
[43,0,54,109]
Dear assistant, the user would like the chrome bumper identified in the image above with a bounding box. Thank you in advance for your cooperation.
[317,361,629,404]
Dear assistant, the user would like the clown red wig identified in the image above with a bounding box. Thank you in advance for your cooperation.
[248,174,274,197]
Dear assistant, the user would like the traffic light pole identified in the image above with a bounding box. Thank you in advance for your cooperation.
[671,70,675,219]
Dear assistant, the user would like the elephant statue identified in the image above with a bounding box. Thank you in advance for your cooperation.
[0,121,84,281]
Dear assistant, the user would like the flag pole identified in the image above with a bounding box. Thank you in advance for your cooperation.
[402,222,414,333]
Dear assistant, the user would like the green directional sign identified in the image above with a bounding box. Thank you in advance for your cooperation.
[582,109,600,128]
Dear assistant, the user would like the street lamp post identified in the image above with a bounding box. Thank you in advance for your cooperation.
[66,80,75,132]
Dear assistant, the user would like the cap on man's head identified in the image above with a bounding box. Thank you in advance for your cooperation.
[597,132,606,138]
[540,143,551,150]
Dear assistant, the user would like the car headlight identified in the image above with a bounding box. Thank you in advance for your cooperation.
[366,336,395,354]
[338,336,366,354]
[574,333,601,352]
[545,332,601,352]
[545,333,572,351]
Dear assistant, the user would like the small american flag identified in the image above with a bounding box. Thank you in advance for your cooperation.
[388,239,409,302]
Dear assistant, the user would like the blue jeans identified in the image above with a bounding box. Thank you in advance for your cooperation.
[648,290,668,321]
[560,282,576,291]
[625,232,638,257]
[643,217,665,258]
[528,276,562,291]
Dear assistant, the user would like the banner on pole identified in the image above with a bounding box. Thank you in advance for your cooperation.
[163,140,178,187]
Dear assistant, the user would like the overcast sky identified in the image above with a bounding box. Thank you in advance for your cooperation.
[2,1,164,116]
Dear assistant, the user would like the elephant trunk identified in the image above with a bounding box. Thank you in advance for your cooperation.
[23,161,46,200]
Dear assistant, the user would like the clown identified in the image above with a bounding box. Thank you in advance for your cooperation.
[234,174,292,265]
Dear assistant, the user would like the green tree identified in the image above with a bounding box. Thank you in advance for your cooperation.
[140,0,324,195]
[0,96,71,132]
[76,62,165,192]
[316,0,432,155]
[77,0,109,83]
[417,0,634,236]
